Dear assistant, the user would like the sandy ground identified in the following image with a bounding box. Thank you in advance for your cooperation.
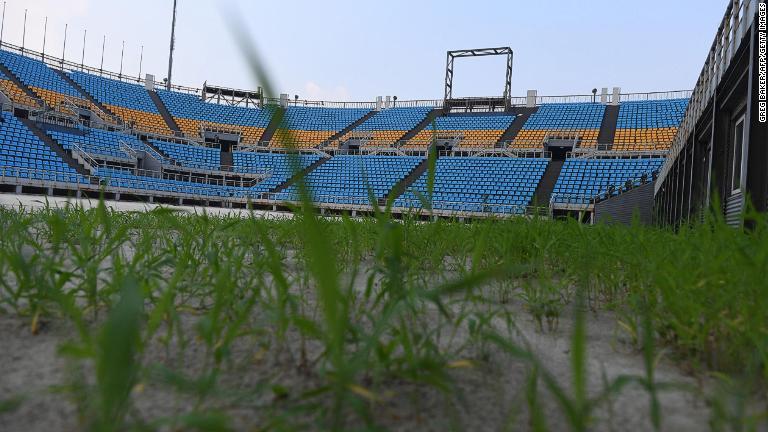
[0,300,713,431]
[0,193,293,219]
[0,195,724,431]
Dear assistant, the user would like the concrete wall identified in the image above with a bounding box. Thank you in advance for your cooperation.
[594,181,655,226]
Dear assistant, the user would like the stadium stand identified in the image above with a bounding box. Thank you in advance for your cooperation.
[68,71,172,135]
[156,89,272,143]
[0,68,42,108]
[150,140,221,171]
[407,113,515,148]
[394,157,549,214]
[0,50,88,111]
[233,151,323,192]
[613,99,688,150]
[552,157,664,205]
[513,103,605,148]
[271,106,370,148]
[46,126,149,161]
[0,46,693,218]
[340,107,433,146]
[0,112,87,184]
[95,166,244,198]
[274,155,423,204]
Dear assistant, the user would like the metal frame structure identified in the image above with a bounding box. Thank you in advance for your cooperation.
[444,47,514,107]
[202,83,263,108]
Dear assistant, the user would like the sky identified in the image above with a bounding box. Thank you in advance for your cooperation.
[2,0,726,101]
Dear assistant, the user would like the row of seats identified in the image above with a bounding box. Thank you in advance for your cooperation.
[552,158,664,204]
[46,126,148,160]
[395,157,549,214]
[408,114,515,148]
[0,69,41,108]
[272,106,370,147]
[0,112,665,210]
[233,151,322,192]
[274,155,422,204]
[0,112,87,184]
[157,89,272,143]
[514,103,606,148]
[613,99,688,149]
[342,107,433,145]
[95,166,246,198]
[151,140,221,171]
[68,72,172,135]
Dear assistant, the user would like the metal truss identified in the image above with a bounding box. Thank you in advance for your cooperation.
[444,47,513,106]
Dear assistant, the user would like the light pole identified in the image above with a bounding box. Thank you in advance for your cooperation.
[166,0,178,90]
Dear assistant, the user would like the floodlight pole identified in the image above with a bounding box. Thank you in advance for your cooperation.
[61,24,68,66]
[21,9,27,53]
[166,0,178,90]
[0,2,6,46]
[42,17,47,60]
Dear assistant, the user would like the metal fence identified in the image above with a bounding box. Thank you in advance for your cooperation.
[655,0,757,192]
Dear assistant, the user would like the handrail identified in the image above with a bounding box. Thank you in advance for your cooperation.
[655,0,757,192]
[550,170,660,209]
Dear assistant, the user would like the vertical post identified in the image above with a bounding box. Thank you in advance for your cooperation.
[167,0,178,90]
[42,17,48,60]
[138,45,143,83]
[119,41,124,78]
[61,24,68,66]
[21,9,27,53]
[81,29,86,70]
[0,2,6,46]
[99,35,105,72]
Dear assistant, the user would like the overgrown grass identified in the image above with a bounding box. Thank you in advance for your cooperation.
[0,203,766,430]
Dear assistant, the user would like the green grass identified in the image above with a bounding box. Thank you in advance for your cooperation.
[0,203,765,430]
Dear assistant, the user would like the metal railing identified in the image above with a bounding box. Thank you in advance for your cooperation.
[550,170,660,210]
[0,166,533,218]
[655,0,757,192]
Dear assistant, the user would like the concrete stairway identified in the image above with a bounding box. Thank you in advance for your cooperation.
[220,149,233,171]
[385,151,437,202]
[258,106,286,144]
[322,110,377,146]
[597,104,620,148]
[53,69,116,116]
[496,106,538,146]
[531,160,564,208]
[269,157,331,194]
[147,90,182,135]
[398,108,444,143]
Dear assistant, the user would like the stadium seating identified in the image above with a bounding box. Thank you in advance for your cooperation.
[95,166,245,198]
[0,50,88,112]
[514,103,605,148]
[340,107,432,146]
[552,157,664,204]
[407,113,515,148]
[0,112,87,184]
[275,155,423,204]
[395,157,548,214]
[156,89,272,143]
[150,140,221,171]
[271,106,370,148]
[233,151,323,192]
[613,99,688,150]
[46,126,150,161]
[68,71,172,135]
[0,68,42,108]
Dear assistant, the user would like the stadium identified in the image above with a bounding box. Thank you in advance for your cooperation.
[0,0,766,431]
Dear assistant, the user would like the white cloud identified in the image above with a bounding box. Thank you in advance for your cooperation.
[302,80,350,101]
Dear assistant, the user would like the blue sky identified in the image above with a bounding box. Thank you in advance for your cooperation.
[6,0,724,100]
